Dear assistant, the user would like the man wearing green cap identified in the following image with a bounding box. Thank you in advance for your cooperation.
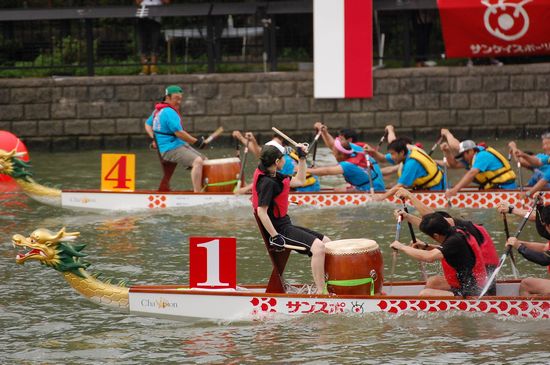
[145,85,207,192]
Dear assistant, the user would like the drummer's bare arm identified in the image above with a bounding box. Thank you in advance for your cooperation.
[307,165,343,177]
[175,130,199,145]
[390,240,443,263]
[145,123,154,139]
[145,123,156,148]
[257,206,278,237]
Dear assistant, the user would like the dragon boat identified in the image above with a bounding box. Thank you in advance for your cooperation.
[12,227,550,321]
[1,149,549,211]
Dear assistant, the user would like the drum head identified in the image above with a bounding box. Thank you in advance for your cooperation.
[325,239,378,255]
[203,157,240,165]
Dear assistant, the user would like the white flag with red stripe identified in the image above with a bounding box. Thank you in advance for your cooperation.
[314,0,373,99]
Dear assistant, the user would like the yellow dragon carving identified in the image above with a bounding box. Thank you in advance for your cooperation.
[13,227,129,310]
[0,148,61,206]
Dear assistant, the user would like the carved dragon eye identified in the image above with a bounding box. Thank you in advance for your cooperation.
[30,237,36,243]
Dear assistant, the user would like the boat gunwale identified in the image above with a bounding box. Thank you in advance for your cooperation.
[61,188,550,195]
[128,280,550,301]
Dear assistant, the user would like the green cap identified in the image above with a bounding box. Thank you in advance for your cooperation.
[165,85,183,95]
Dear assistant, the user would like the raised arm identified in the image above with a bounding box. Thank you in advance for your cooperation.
[440,142,463,168]
[290,145,308,188]
[385,125,397,143]
[314,122,335,149]
[440,129,461,154]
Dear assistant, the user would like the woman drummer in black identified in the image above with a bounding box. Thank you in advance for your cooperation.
[252,144,331,294]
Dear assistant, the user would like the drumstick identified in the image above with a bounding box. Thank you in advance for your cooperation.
[204,126,224,144]
[284,243,306,251]
[272,127,300,148]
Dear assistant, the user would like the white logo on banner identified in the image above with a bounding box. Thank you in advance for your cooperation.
[481,0,532,41]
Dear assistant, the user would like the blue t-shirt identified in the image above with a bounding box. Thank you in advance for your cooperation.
[398,151,444,190]
[147,107,186,154]
[543,167,550,182]
[340,158,385,192]
[470,147,516,189]
[526,153,550,187]
[536,153,550,173]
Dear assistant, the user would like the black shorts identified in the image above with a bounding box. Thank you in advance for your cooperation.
[276,224,324,256]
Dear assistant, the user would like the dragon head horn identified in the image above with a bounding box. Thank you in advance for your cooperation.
[0,149,25,158]
[55,227,80,242]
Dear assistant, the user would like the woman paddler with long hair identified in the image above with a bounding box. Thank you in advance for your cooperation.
[252,143,331,294]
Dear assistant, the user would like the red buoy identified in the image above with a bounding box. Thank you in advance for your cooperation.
[0,130,30,192]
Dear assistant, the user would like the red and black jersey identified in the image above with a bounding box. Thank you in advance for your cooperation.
[251,168,291,226]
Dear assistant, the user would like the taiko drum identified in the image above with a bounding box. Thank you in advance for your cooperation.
[202,157,242,192]
[324,239,384,295]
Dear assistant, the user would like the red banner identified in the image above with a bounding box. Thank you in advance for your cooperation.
[189,237,236,289]
[438,0,550,58]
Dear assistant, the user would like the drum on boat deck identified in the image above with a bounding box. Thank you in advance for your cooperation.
[324,239,383,295]
[202,158,242,192]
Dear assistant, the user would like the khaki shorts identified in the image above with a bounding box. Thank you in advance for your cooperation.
[162,145,204,167]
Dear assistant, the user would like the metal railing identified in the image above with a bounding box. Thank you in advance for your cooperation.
[0,1,455,77]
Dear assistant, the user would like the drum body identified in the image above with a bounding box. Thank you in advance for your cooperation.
[324,239,383,295]
[202,157,241,192]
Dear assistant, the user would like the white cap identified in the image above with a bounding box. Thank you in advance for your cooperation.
[265,140,285,154]
[455,140,477,158]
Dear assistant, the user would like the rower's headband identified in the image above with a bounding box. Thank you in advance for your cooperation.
[334,138,353,155]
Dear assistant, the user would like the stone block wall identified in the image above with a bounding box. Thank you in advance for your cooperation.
[1,63,549,151]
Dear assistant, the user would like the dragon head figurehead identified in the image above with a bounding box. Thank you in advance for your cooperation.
[13,227,89,277]
[0,148,32,181]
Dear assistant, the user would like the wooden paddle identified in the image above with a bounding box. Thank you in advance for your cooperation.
[365,157,375,195]
[516,159,524,193]
[376,130,388,151]
[443,157,452,207]
[204,126,224,145]
[272,127,300,148]
[502,212,520,279]
[309,130,322,167]
[234,138,250,193]
[284,243,306,251]
[478,192,542,298]
[428,136,444,156]
[402,203,428,281]
[389,214,403,291]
